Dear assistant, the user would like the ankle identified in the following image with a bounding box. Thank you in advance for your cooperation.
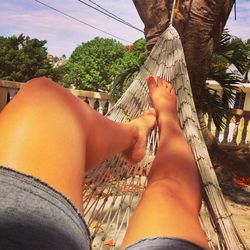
[158,113,179,128]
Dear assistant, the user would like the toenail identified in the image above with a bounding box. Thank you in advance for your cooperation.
[148,75,155,81]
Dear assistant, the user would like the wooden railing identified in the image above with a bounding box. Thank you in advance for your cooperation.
[205,113,250,147]
[0,79,115,115]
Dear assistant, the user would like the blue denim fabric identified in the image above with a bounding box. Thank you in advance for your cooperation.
[0,166,91,250]
[124,237,205,250]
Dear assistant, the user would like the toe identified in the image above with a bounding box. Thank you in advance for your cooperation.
[157,76,164,87]
[170,86,175,95]
[168,83,176,96]
[147,75,157,92]
[167,83,173,92]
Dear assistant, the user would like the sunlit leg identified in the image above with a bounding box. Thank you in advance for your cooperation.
[121,77,209,250]
[0,77,155,212]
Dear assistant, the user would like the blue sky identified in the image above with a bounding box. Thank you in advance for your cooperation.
[0,0,249,57]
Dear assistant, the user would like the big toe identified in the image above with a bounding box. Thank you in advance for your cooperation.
[147,75,157,93]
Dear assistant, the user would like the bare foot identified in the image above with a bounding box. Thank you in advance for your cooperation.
[122,76,177,163]
[123,108,156,163]
[147,76,178,126]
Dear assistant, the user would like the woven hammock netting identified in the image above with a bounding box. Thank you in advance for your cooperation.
[83,25,248,250]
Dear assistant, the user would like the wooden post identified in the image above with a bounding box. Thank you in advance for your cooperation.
[240,117,250,146]
[222,114,232,144]
[97,100,106,115]
[0,87,8,112]
[232,116,241,145]
[88,98,96,109]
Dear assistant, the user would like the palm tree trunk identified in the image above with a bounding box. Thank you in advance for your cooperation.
[133,0,250,176]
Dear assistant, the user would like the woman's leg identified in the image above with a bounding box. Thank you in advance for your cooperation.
[0,77,155,212]
[121,77,209,249]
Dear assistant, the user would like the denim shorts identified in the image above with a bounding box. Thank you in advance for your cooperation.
[0,166,204,250]
[0,166,91,250]
[124,237,204,250]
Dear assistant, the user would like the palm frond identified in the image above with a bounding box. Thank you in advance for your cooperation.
[203,87,228,130]
[206,66,241,130]
[215,29,249,74]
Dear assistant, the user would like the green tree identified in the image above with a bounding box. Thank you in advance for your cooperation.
[63,37,128,92]
[110,38,147,99]
[51,64,69,84]
[0,34,54,82]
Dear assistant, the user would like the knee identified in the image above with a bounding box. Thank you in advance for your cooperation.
[20,77,69,101]
[23,77,58,91]
[144,179,201,214]
[144,179,180,199]
[18,77,85,119]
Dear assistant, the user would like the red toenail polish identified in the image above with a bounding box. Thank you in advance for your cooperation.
[149,75,154,81]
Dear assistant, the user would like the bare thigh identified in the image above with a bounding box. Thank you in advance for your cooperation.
[0,77,88,211]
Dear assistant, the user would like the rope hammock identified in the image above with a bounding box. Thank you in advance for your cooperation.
[83,5,248,250]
